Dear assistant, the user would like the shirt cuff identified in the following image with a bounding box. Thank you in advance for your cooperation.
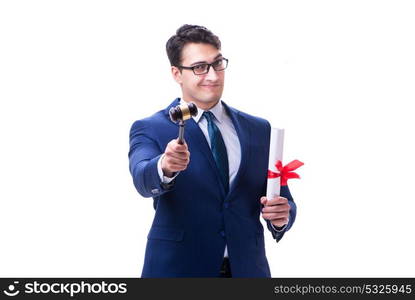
[157,154,180,183]
[270,218,289,232]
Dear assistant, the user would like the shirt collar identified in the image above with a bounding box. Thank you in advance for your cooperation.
[179,98,225,124]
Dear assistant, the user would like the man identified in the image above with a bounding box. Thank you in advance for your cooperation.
[128,24,296,278]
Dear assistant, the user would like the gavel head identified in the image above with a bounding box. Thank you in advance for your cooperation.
[169,102,198,123]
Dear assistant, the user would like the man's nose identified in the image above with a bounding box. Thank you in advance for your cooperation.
[205,65,219,81]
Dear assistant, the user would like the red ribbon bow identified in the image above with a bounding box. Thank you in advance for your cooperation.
[267,160,304,186]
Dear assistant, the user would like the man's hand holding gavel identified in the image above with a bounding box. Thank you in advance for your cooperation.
[161,139,191,177]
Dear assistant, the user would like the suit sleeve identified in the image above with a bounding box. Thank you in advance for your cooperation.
[128,120,175,198]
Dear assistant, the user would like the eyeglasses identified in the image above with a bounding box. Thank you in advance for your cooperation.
[177,58,229,75]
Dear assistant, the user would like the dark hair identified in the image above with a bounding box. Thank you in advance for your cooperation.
[166,24,221,67]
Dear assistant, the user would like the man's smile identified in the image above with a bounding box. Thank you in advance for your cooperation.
[200,84,220,89]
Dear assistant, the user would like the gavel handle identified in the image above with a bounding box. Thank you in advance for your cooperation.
[178,122,185,145]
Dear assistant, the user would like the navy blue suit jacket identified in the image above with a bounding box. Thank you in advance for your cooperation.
[128,98,296,277]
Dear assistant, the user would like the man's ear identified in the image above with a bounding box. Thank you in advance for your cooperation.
[171,66,183,84]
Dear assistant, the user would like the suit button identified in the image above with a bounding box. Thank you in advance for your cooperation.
[223,202,229,209]
[220,230,225,237]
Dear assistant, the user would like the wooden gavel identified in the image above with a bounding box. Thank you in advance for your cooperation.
[169,102,198,144]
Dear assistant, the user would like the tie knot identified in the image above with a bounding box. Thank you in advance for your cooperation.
[203,111,215,123]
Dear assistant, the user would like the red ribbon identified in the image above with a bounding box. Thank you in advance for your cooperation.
[267,160,304,186]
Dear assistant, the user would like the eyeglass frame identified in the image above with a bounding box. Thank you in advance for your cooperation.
[176,57,229,75]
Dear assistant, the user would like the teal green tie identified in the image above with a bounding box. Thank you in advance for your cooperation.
[203,111,229,194]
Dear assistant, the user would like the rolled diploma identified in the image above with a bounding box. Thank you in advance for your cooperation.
[266,128,284,200]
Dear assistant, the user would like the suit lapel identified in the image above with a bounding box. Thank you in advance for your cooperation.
[221,101,250,198]
[186,119,219,171]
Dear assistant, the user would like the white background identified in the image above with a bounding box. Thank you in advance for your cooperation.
[1,0,414,277]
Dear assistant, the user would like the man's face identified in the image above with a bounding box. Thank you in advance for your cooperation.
[172,43,225,109]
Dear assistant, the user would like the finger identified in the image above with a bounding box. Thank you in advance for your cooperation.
[271,218,289,227]
[166,151,190,161]
[169,162,189,172]
[260,196,267,205]
[164,156,189,167]
[167,160,189,170]
[262,212,289,220]
[167,158,189,167]
[167,140,186,152]
[172,140,188,152]
[266,196,288,206]
[163,154,186,164]
[165,146,190,156]
[262,204,290,213]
